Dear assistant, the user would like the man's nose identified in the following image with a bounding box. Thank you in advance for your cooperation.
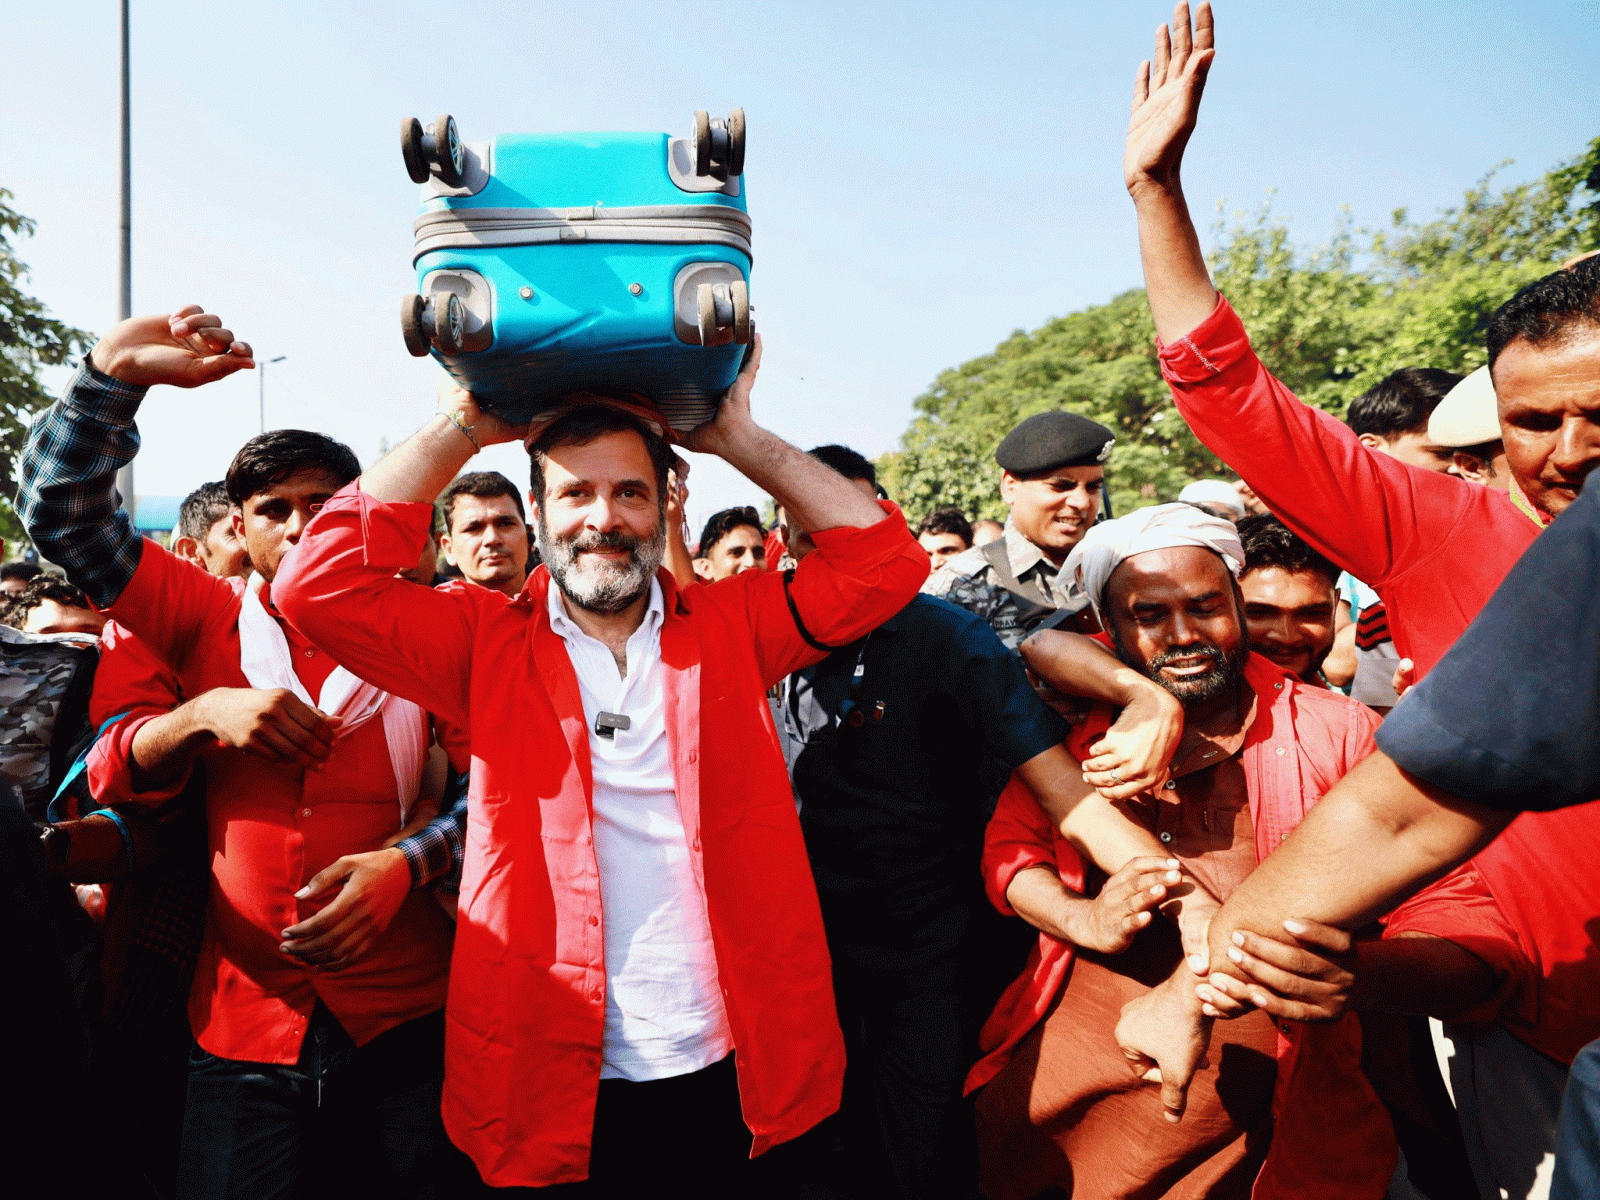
[283,508,312,543]
[585,495,623,532]
[1552,415,1600,481]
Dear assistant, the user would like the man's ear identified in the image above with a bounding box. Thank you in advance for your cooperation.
[999,471,1018,505]
[692,558,713,582]
[230,508,247,542]
[171,536,202,567]
[1356,433,1385,452]
[437,532,458,569]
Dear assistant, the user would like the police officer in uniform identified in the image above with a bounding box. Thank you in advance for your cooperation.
[923,410,1115,650]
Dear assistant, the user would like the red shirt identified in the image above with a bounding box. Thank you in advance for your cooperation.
[1160,295,1541,679]
[971,654,1396,1200]
[86,543,454,1063]
[1384,801,1600,1065]
[275,483,930,1188]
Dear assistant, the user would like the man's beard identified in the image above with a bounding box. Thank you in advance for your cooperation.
[1115,635,1249,707]
[537,512,666,615]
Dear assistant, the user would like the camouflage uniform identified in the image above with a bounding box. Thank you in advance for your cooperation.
[0,624,97,819]
[921,521,1085,652]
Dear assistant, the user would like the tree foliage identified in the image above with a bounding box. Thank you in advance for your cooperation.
[0,189,94,549]
[881,139,1600,521]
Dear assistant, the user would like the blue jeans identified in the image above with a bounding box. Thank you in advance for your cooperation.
[1553,1038,1600,1200]
[176,1003,483,1200]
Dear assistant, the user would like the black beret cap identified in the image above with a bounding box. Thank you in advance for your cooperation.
[995,411,1115,475]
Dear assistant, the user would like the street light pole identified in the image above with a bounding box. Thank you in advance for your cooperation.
[113,0,136,524]
[259,355,286,433]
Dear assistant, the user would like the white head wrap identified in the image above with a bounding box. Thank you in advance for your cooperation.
[1064,502,1244,622]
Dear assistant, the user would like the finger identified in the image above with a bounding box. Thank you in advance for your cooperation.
[294,859,353,902]
[253,719,327,767]
[1226,945,1342,1001]
[1122,1049,1154,1079]
[1195,983,1249,1019]
[168,304,204,333]
[188,354,254,386]
[1151,22,1171,88]
[230,341,254,359]
[1194,0,1214,53]
[1280,917,1352,954]
[1132,60,1150,112]
[1110,857,1183,882]
[277,698,341,750]
[1170,1,1193,66]
[1234,931,1343,979]
[245,723,311,764]
[744,331,763,377]
[1159,1069,1191,1123]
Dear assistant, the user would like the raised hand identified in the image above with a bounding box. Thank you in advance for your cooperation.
[1124,1,1216,196]
[436,375,529,449]
[89,305,255,388]
[681,333,762,458]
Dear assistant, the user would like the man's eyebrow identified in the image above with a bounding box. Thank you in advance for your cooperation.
[1188,590,1225,604]
[616,477,653,492]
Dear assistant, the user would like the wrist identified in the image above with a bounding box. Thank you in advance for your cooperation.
[1127,174,1185,206]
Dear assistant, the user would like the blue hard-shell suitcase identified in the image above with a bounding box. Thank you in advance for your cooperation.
[399,111,751,432]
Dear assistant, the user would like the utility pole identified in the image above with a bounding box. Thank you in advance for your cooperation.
[114,0,136,525]
[259,356,286,433]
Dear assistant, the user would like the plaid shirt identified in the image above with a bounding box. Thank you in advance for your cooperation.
[21,359,466,890]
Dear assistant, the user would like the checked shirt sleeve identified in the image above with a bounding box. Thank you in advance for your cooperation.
[394,770,468,891]
[17,358,148,608]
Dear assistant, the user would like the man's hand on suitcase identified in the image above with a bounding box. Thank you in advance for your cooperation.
[436,376,529,447]
[89,304,255,388]
[681,333,762,458]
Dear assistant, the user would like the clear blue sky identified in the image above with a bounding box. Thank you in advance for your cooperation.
[6,0,1597,531]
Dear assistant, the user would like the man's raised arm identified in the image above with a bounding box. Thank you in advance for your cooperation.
[1122,2,1452,591]
[18,307,254,607]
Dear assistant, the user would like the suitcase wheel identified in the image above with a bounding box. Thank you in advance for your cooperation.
[690,107,746,180]
[401,118,429,184]
[695,279,752,347]
[434,292,466,354]
[400,292,466,356]
[402,113,466,186]
[400,294,429,357]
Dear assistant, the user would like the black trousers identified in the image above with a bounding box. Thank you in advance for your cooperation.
[176,1003,482,1200]
[508,1053,802,1197]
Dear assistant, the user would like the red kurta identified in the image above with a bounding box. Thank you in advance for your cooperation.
[86,543,455,1063]
[274,483,930,1188]
[1159,295,1541,679]
[970,655,1397,1200]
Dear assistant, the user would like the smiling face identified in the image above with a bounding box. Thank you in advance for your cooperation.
[231,468,344,582]
[1104,545,1248,710]
[1239,565,1337,683]
[534,428,666,614]
[1494,328,1600,517]
[703,523,766,580]
[442,493,530,595]
[1001,465,1104,565]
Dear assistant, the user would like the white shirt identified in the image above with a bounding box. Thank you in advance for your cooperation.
[547,578,733,1081]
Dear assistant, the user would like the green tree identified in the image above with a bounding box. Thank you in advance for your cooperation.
[0,189,93,552]
[881,138,1600,522]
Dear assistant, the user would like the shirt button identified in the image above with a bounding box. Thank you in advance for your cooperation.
[1275,747,1286,756]
[591,987,604,1001]
[1164,780,1177,790]
[304,648,316,658]
[1159,831,1173,843]
[588,915,599,927]
[301,808,312,817]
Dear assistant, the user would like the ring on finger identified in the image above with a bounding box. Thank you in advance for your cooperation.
[1110,770,1124,784]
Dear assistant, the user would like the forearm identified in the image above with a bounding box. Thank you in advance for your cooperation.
[1022,630,1173,707]
[1130,180,1217,345]
[392,785,467,890]
[1207,752,1512,975]
[1006,865,1096,944]
[17,360,147,608]
[129,696,215,791]
[1351,935,1501,1020]
[358,414,477,505]
[721,425,884,533]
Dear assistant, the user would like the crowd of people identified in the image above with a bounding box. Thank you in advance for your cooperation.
[6,4,1600,1198]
